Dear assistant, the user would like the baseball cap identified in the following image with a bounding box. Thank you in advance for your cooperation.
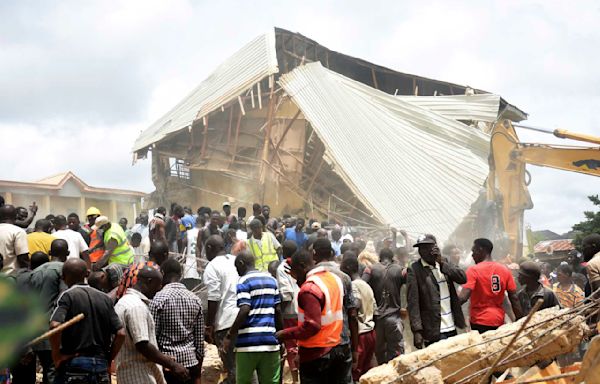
[311,222,321,229]
[519,261,541,280]
[93,216,110,230]
[413,234,437,247]
[223,201,231,207]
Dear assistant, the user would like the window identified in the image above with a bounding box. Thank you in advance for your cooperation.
[169,158,191,180]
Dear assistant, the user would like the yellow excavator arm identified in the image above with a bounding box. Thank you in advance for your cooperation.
[488,120,600,259]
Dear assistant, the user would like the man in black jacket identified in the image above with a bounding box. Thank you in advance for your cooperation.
[407,235,467,348]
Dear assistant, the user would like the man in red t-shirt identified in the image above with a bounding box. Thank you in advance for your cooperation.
[459,238,523,333]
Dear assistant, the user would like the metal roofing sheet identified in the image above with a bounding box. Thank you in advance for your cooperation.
[133,30,278,152]
[534,239,575,253]
[395,94,502,122]
[279,62,490,242]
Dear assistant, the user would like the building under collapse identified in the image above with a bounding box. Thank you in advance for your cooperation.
[132,27,526,243]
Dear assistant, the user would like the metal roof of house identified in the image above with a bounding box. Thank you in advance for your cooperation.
[134,28,526,153]
[133,31,278,152]
[279,62,490,241]
[395,94,502,123]
[534,239,575,253]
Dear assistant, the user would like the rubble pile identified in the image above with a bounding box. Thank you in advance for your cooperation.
[202,344,224,384]
[360,308,588,384]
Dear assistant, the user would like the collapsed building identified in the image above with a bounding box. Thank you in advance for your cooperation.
[132,27,527,243]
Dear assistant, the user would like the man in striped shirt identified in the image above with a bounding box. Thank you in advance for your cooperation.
[222,250,283,384]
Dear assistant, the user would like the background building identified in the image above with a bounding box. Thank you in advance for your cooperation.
[0,171,146,223]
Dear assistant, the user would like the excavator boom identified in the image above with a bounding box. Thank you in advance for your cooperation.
[516,145,600,177]
[487,120,600,259]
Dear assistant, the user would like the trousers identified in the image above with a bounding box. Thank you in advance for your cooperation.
[54,356,109,384]
[299,344,352,384]
[375,314,404,364]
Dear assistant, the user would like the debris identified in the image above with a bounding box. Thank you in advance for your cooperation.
[359,307,588,384]
[202,343,223,384]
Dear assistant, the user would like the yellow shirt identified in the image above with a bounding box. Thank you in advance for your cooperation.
[27,232,56,256]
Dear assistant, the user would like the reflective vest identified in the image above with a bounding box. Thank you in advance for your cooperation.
[247,232,279,272]
[297,267,344,348]
[89,229,104,263]
[103,223,134,266]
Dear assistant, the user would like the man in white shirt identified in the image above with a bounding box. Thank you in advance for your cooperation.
[0,205,29,274]
[331,227,343,257]
[184,217,201,279]
[53,215,90,265]
[203,235,239,384]
[130,233,149,264]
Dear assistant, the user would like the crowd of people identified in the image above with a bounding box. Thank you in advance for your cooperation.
[1,197,600,384]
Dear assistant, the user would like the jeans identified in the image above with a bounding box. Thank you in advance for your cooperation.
[299,344,353,384]
[54,356,109,384]
[375,314,404,364]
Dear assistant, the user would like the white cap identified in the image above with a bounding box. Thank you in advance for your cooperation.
[93,215,110,230]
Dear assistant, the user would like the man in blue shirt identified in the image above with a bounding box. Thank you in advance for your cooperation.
[222,251,283,384]
[284,218,308,250]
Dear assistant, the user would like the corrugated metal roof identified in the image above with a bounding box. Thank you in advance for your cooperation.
[279,62,490,241]
[132,30,278,152]
[534,239,575,253]
[395,94,502,122]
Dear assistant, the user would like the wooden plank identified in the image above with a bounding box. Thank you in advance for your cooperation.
[306,155,326,195]
[200,115,209,158]
[269,109,301,163]
[371,68,379,89]
[257,82,263,109]
[259,88,276,200]
[26,314,85,348]
[238,95,246,115]
[231,109,242,163]
[226,106,233,154]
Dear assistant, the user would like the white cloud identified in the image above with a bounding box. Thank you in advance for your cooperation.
[1,0,599,234]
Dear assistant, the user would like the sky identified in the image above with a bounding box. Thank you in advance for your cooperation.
[0,0,599,234]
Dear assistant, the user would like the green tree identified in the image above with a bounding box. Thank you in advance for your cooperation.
[573,195,600,249]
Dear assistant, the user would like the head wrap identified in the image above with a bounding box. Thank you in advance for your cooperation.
[102,263,124,289]
[116,261,160,299]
